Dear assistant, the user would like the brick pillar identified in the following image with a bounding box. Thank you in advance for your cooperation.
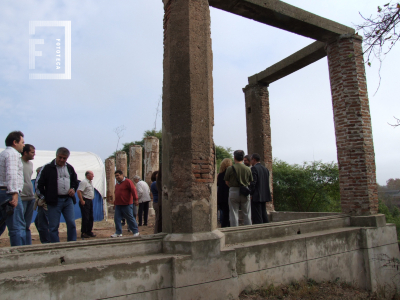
[162,0,216,233]
[243,83,274,211]
[144,137,159,186]
[326,34,378,215]
[105,158,115,203]
[129,145,142,182]
[116,151,128,178]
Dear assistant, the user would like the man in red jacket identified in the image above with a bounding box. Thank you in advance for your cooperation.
[111,170,139,237]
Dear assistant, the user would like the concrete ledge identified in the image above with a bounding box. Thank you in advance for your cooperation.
[0,234,166,273]
[350,214,386,228]
[221,215,350,245]
[248,41,326,85]
[269,211,343,222]
[208,0,354,41]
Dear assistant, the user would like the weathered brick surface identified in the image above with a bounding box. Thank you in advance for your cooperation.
[129,145,142,182]
[243,83,274,210]
[326,34,378,215]
[105,158,115,203]
[162,0,216,233]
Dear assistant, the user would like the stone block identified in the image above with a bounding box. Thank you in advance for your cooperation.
[350,214,386,228]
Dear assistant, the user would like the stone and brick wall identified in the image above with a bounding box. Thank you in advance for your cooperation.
[243,83,274,210]
[326,34,378,215]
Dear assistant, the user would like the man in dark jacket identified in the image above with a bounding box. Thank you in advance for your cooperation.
[36,147,79,242]
[249,153,272,224]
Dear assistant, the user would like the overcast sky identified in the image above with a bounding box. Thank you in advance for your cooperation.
[0,0,398,185]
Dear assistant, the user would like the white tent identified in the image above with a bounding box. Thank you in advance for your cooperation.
[0,149,106,197]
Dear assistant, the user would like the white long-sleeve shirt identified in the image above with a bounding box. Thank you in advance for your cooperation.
[0,147,23,194]
[136,180,151,203]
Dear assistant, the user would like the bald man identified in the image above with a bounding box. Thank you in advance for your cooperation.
[77,170,96,238]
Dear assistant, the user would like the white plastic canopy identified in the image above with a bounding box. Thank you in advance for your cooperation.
[0,149,106,197]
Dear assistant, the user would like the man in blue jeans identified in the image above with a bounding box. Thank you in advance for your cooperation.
[36,147,79,242]
[111,170,139,238]
[0,131,26,246]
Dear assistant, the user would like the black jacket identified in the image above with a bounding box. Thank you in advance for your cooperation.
[217,172,230,208]
[249,163,272,203]
[36,159,79,206]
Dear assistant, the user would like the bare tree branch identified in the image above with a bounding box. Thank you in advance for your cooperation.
[114,125,126,152]
[388,116,400,127]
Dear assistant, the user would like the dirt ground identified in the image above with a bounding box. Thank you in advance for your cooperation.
[239,279,400,300]
[0,212,157,248]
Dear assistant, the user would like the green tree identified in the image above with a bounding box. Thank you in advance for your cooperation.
[215,145,233,172]
[273,160,341,212]
[378,200,400,242]
[386,178,400,190]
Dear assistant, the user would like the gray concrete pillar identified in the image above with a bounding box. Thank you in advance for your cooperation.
[129,145,142,182]
[144,137,159,186]
[162,0,217,233]
[116,151,128,178]
[243,83,274,211]
[105,158,115,203]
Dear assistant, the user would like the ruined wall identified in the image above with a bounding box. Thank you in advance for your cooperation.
[243,83,274,210]
[116,151,128,178]
[162,0,217,233]
[129,145,142,182]
[326,34,378,215]
[105,158,115,203]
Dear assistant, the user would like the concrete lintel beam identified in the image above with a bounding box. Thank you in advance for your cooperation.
[208,0,355,41]
[248,41,326,85]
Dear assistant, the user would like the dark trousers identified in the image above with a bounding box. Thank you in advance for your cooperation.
[251,201,269,224]
[138,202,149,226]
[79,198,94,234]
[218,203,230,228]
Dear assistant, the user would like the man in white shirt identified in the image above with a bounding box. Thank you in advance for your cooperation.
[133,176,151,226]
[77,170,96,238]
[0,131,26,246]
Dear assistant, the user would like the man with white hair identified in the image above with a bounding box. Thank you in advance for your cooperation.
[133,175,151,226]
[77,170,96,239]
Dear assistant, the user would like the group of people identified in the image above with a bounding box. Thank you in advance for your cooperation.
[217,150,272,228]
[0,131,98,246]
[110,168,162,237]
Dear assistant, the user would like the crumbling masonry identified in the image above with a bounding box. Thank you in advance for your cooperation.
[0,1,397,299]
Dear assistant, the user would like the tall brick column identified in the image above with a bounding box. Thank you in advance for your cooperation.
[116,151,128,178]
[243,83,274,211]
[129,145,142,182]
[326,34,378,215]
[105,158,115,203]
[162,0,216,233]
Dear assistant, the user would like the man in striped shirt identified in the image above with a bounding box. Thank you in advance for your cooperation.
[0,131,26,246]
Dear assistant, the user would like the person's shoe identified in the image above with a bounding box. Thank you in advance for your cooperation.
[81,233,91,238]
[144,224,147,226]
[121,221,126,226]
[138,224,142,226]
[110,233,123,238]
[127,228,131,232]
[133,232,140,237]
[88,232,96,237]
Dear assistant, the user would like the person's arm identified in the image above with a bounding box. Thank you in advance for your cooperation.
[130,180,139,206]
[249,167,258,195]
[77,181,86,205]
[137,182,143,198]
[68,166,79,197]
[224,167,231,187]
[5,152,20,207]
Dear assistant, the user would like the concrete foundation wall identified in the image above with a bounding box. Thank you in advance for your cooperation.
[1,215,398,299]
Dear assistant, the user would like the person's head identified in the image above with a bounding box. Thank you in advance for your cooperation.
[55,147,70,166]
[251,153,261,166]
[36,167,42,176]
[151,171,159,182]
[133,175,141,183]
[85,170,94,181]
[22,144,35,161]
[219,158,233,173]
[233,150,245,163]
[5,131,25,153]
[115,170,124,182]
[243,155,251,167]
